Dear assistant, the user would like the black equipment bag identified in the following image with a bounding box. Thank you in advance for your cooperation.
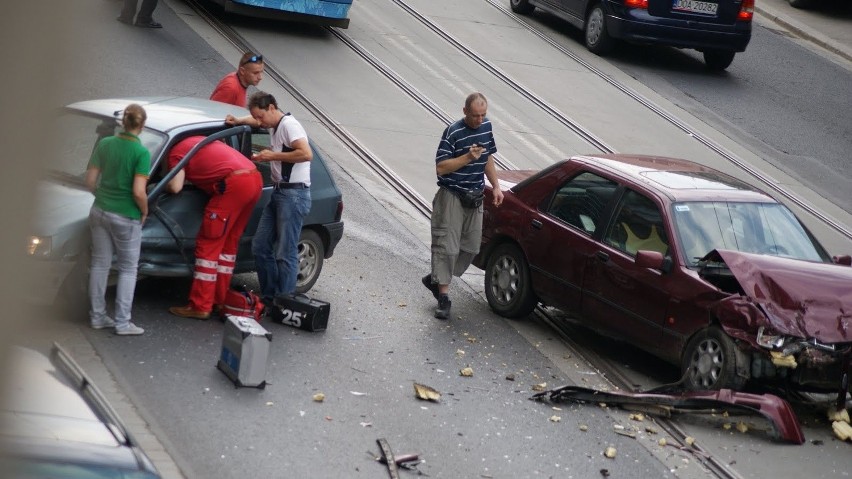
[269,293,330,332]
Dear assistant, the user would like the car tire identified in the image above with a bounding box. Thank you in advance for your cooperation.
[510,0,535,14]
[703,50,736,71]
[787,0,814,9]
[681,326,747,390]
[484,242,537,319]
[295,229,324,294]
[585,3,614,55]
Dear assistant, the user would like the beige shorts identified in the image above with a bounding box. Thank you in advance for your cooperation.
[430,187,482,286]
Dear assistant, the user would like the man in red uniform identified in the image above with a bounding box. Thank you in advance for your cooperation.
[209,52,265,108]
[166,136,262,320]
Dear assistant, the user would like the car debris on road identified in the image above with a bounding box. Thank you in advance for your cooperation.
[531,384,806,444]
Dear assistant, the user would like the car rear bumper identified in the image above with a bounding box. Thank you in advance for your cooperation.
[324,221,344,258]
[606,7,751,52]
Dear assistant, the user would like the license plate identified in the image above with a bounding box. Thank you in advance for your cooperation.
[672,0,718,15]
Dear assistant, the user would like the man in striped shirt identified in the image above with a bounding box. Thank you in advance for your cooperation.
[423,92,504,320]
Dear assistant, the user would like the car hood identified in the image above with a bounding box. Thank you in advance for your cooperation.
[31,178,93,236]
[710,249,852,343]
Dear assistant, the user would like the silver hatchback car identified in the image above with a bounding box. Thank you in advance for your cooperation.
[27,97,344,310]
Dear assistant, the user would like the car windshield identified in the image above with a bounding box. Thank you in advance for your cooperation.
[51,111,166,181]
[673,201,826,266]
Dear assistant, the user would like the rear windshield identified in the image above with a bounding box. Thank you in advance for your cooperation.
[51,111,166,181]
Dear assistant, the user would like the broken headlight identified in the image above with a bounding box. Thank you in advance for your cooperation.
[756,326,786,349]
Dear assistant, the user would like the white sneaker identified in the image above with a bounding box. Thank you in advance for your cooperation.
[90,316,116,330]
[115,323,145,336]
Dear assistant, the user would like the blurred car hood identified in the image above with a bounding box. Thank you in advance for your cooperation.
[712,250,852,343]
[31,178,92,236]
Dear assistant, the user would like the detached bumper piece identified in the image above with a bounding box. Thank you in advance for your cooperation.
[532,385,805,444]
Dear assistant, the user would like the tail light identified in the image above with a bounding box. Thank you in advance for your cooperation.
[738,0,754,21]
[625,0,649,8]
[334,200,344,222]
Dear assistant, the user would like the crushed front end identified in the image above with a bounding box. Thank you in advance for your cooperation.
[699,250,852,397]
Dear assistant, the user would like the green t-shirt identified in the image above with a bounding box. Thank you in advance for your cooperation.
[88,132,151,220]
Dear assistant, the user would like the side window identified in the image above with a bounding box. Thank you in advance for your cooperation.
[546,172,617,234]
[250,129,273,186]
[605,190,668,256]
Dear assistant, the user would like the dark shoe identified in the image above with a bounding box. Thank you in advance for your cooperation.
[169,305,210,320]
[117,16,133,25]
[434,294,451,320]
[422,274,439,300]
[135,20,163,28]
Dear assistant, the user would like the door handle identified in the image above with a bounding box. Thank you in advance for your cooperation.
[595,251,609,263]
[531,219,542,229]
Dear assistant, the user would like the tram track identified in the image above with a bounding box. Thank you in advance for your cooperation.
[184,0,433,218]
[387,0,852,242]
[536,307,745,479]
[183,4,824,478]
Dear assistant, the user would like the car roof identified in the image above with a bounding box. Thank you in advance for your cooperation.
[65,96,249,133]
[573,154,775,203]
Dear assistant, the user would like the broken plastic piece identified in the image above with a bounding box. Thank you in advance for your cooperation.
[413,382,441,402]
[770,351,797,368]
[531,385,805,444]
[832,421,852,441]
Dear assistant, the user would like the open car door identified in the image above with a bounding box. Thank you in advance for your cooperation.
[138,126,252,277]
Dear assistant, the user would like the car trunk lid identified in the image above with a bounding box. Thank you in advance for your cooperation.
[647,0,748,26]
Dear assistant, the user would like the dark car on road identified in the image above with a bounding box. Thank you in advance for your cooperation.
[474,154,852,394]
[510,0,753,70]
[0,344,161,478]
[27,97,344,309]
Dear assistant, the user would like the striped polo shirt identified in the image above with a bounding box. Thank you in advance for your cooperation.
[435,117,497,193]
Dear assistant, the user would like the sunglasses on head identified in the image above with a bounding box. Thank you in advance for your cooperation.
[240,54,263,66]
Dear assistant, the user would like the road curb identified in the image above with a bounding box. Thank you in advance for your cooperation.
[755,4,852,64]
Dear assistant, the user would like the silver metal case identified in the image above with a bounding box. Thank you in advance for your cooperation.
[217,315,272,388]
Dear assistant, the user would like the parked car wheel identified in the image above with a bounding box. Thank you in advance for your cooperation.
[682,326,746,390]
[295,229,324,294]
[703,50,736,71]
[485,242,537,319]
[510,0,535,14]
[787,0,814,8]
[585,3,614,55]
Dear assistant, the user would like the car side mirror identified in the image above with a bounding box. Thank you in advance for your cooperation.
[635,250,671,273]
[832,254,852,266]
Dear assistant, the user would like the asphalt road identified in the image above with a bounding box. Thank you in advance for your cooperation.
[4,0,851,478]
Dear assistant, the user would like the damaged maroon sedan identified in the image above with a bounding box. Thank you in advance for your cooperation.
[474,154,851,395]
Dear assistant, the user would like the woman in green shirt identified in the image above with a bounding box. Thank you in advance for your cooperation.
[84,103,150,335]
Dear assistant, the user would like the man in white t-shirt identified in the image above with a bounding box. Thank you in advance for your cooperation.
[228,91,312,303]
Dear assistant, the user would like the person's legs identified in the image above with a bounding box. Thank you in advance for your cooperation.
[274,188,311,296]
[118,0,138,23]
[252,195,279,302]
[107,211,142,329]
[430,188,462,292]
[88,207,114,327]
[135,0,158,23]
[454,203,483,276]
[429,188,463,319]
[214,173,262,306]
[184,199,229,314]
